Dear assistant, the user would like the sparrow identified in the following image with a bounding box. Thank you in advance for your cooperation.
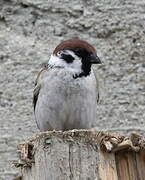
[33,39,101,131]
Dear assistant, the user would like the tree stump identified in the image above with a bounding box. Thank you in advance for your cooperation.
[14,130,145,180]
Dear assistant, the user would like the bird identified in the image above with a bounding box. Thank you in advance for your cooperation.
[33,38,101,131]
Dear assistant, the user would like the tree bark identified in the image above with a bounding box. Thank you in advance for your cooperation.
[14,130,145,180]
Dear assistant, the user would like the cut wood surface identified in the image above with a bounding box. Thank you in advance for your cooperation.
[14,130,145,180]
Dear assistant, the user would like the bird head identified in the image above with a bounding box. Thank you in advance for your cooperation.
[48,39,101,78]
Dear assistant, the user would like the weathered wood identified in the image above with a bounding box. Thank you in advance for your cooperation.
[98,151,118,180]
[115,151,138,180]
[14,130,145,180]
[135,150,145,180]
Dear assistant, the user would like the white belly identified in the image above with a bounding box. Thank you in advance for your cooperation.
[35,69,98,131]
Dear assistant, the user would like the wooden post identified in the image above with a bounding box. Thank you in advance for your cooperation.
[14,130,145,180]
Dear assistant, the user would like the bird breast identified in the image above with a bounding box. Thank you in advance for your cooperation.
[35,68,98,130]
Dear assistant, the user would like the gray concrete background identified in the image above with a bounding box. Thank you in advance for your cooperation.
[0,0,145,179]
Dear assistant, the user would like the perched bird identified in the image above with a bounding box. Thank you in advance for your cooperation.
[33,39,101,131]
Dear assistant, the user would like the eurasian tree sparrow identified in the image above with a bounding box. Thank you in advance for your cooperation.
[33,39,101,131]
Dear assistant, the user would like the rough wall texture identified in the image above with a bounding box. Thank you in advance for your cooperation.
[0,0,145,179]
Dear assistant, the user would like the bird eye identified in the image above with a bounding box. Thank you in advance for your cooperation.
[57,51,62,56]
[57,51,64,56]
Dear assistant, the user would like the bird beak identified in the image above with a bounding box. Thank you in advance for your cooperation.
[89,54,102,64]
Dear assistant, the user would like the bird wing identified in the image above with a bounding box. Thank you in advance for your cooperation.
[33,66,48,111]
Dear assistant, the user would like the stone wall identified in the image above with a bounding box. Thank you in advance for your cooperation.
[0,0,145,179]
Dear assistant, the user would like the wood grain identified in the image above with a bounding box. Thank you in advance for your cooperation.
[14,130,145,180]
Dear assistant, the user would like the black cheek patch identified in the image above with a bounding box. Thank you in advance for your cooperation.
[61,54,74,63]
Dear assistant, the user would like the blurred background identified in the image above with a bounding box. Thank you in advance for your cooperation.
[0,0,145,179]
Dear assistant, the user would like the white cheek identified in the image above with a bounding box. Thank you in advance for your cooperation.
[67,60,82,74]
[48,55,82,74]
[48,55,66,67]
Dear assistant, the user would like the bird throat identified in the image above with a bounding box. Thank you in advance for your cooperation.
[73,61,91,79]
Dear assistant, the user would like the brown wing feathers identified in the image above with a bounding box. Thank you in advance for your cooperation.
[33,67,48,111]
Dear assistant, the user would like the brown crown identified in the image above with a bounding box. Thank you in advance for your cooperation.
[53,39,96,55]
